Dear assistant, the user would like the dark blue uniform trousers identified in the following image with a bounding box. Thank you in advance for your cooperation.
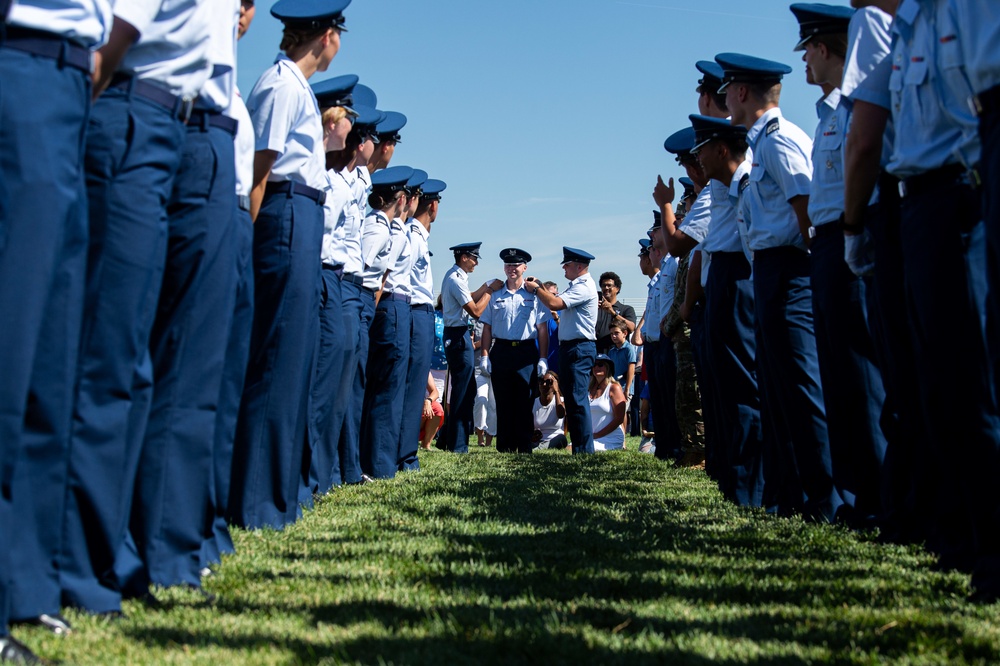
[646,339,681,462]
[441,326,475,453]
[360,298,412,479]
[900,181,1000,596]
[398,304,435,471]
[753,247,842,523]
[687,301,720,473]
[559,339,596,455]
[491,341,540,454]
[118,119,237,591]
[306,267,347,496]
[228,189,323,530]
[203,204,254,569]
[980,89,1000,402]
[335,280,374,485]
[1,41,91,624]
[61,88,185,613]
[810,226,887,520]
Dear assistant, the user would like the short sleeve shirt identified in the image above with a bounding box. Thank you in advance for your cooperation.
[480,284,549,341]
[359,211,392,290]
[558,272,598,341]
[606,342,638,386]
[678,187,712,244]
[441,264,473,327]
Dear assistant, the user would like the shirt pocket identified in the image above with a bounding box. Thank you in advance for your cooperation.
[815,129,843,181]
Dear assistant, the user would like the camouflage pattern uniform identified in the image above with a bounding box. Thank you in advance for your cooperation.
[662,251,705,463]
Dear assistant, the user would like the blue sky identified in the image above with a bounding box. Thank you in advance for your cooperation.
[238,0,853,302]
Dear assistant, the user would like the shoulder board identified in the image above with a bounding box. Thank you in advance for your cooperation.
[409,223,421,233]
[739,173,751,194]
[765,117,780,136]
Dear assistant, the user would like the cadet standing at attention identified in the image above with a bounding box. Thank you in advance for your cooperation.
[0,0,110,651]
[440,243,499,453]
[228,0,350,530]
[717,52,842,523]
[526,248,599,455]
[479,249,550,454]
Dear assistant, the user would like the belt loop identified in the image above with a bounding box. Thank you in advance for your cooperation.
[57,38,68,69]
[285,181,295,199]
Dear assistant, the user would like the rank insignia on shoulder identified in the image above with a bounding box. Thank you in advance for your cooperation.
[739,173,751,193]
[765,118,780,136]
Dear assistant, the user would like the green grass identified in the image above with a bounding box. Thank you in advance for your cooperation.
[21,441,1000,664]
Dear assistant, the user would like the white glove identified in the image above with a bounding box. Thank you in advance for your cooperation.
[536,358,548,376]
[478,355,492,377]
[844,228,876,277]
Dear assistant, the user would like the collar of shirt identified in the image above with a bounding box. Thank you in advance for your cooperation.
[274,53,311,93]
[338,166,356,187]
[816,88,842,117]
[729,159,753,200]
[748,107,782,146]
[408,218,429,241]
[893,0,920,41]
[373,210,391,227]
[451,264,468,280]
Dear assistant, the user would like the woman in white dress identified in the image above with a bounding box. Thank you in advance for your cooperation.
[589,354,627,451]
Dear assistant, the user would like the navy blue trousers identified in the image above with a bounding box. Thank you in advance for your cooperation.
[203,204,253,569]
[307,268,347,495]
[121,121,237,591]
[441,326,475,453]
[360,298,412,479]
[981,94,1000,405]
[753,247,842,523]
[559,339,596,455]
[646,339,681,462]
[900,182,1000,596]
[491,341,540,454]
[810,228,888,519]
[398,304,435,471]
[228,189,323,530]
[337,283,375,484]
[61,89,185,613]
[1,44,91,624]
[689,303,721,479]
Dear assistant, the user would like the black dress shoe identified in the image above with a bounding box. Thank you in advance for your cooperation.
[17,614,72,636]
[0,635,46,664]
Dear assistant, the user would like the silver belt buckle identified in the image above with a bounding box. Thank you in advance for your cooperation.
[179,97,195,123]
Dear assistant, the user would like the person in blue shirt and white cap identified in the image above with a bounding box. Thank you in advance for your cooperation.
[525,248,598,455]
[688,113,764,509]
[0,0,111,651]
[791,2,888,529]
[440,243,501,453]
[228,0,350,533]
[479,248,551,454]
[398,178,447,472]
[717,52,842,524]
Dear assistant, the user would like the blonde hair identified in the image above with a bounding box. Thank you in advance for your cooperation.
[321,106,348,126]
[589,362,619,393]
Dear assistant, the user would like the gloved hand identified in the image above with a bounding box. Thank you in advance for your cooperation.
[536,358,548,377]
[478,355,491,377]
[844,228,876,277]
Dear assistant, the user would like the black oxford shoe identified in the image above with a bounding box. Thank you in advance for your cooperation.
[0,635,45,664]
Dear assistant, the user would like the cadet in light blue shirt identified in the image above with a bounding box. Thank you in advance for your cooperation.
[792,2,887,527]
[480,248,550,454]
[526,247,598,455]
[717,51,841,524]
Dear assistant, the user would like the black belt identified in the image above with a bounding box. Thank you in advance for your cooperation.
[1,26,91,73]
[974,84,1000,118]
[493,339,532,347]
[898,163,980,199]
[188,109,238,136]
[755,246,809,260]
[265,180,326,205]
[810,220,842,238]
[444,326,468,333]
[110,73,193,122]
[381,291,411,303]
[411,303,434,313]
[326,268,376,294]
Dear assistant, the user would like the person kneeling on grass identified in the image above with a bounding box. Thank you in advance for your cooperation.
[589,355,627,451]
[533,371,567,450]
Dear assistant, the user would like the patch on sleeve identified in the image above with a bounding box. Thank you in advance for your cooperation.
[765,117,780,136]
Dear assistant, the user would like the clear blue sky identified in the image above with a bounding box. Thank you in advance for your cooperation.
[237,0,853,303]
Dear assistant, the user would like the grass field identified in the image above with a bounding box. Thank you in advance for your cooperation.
[20,442,1000,665]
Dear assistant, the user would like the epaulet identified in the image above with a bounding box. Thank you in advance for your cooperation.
[738,173,751,194]
[409,223,421,233]
[765,117,780,136]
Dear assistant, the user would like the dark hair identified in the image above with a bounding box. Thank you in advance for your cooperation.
[599,271,622,291]
[609,320,628,334]
[280,25,328,52]
[720,135,749,159]
[698,82,728,113]
[747,81,781,105]
[543,281,558,290]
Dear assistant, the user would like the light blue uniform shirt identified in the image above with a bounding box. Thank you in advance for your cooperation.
[229,89,253,197]
[383,219,414,296]
[353,165,372,211]
[321,167,356,267]
[731,159,756,265]
[8,0,111,46]
[810,89,849,226]
[660,255,678,320]
[359,211,392,290]
[197,0,238,112]
[407,220,434,306]
[480,283,549,341]
[642,273,661,343]
[885,0,980,179]
[117,0,212,99]
[743,108,813,252]
[700,178,746,254]
[247,54,326,189]
[441,264,473,327]
[558,272,598,341]
[954,1,1000,95]
[679,186,712,244]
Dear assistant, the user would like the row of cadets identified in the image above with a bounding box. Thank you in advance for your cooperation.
[715,52,842,522]
[359,167,424,479]
[0,0,112,656]
[397,179,448,469]
[229,0,350,531]
[686,113,764,507]
[60,0,213,618]
[478,248,551,454]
